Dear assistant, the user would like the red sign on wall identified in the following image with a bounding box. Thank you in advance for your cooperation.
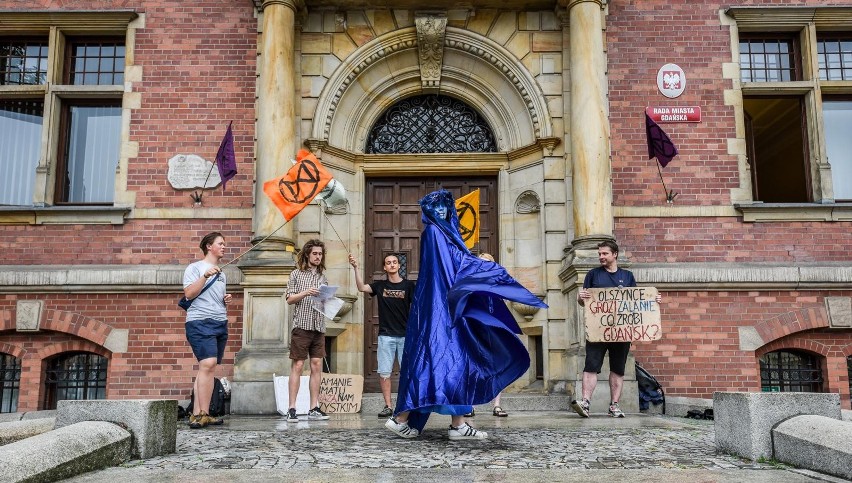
[645,106,701,123]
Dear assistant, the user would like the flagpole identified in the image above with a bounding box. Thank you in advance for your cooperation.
[321,208,349,254]
[655,161,677,203]
[221,218,289,269]
[194,121,233,204]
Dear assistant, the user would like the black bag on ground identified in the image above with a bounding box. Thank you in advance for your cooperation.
[186,377,228,417]
[636,363,666,413]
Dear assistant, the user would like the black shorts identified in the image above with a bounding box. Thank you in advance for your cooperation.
[583,341,631,376]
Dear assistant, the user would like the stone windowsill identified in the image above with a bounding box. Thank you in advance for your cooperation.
[0,205,130,225]
[734,202,852,222]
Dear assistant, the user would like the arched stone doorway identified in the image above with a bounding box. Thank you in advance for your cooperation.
[306,16,557,392]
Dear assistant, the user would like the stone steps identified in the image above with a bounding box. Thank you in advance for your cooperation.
[359,392,569,414]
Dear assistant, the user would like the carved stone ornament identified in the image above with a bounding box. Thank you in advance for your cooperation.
[16,299,43,332]
[167,154,222,190]
[515,190,541,214]
[511,300,542,321]
[415,13,447,90]
[334,295,358,322]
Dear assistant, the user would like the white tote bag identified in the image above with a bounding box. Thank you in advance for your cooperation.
[273,373,311,416]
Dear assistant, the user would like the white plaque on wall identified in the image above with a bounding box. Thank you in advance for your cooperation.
[16,300,43,332]
[167,154,222,190]
[656,63,686,99]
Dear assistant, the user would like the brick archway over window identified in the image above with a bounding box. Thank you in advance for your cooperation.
[756,337,831,358]
[0,342,25,359]
[753,307,830,346]
[843,341,852,358]
[0,309,116,350]
[36,340,111,361]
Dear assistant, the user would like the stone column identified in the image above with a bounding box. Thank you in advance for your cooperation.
[231,0,303,414]
[558,0,638,413]
[567,0,613,249]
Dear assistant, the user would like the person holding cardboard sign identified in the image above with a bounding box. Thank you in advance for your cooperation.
[572,240,662,418]
[285,239,331,423]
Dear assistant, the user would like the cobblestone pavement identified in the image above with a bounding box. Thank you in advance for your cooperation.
[68,412,836,482]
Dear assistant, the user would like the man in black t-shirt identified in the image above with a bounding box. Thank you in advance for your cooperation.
[571,240,661,419]
[349,253,416,418]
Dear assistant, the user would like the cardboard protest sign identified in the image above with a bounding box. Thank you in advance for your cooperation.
[583,287,661,342]
[318,373,364,413]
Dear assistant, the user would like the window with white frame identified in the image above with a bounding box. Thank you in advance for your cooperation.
[731,8,852,203]
[0,13,134,209]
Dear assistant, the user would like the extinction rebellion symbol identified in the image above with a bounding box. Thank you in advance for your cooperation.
[279,159,323,203]
[456,202,478,242]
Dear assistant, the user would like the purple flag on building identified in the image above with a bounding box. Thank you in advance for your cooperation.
[645,112,678,167]
[216,122,237,190]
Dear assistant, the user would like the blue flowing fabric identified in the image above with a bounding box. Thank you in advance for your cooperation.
[395,190,548,432]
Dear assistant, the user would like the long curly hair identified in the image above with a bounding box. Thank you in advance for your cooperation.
[296,239,326,273]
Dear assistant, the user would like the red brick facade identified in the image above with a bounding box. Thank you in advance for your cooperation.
[1,295,242,410]
[0,0,850,413]
[607,0,852,408]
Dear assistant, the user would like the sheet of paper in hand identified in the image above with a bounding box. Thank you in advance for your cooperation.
[311,284,344,320]
[583,287,662,342]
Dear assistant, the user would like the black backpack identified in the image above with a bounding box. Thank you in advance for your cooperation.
[186,377,228,417]
[636,363,666,414]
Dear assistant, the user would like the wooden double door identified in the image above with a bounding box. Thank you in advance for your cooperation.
[362,176,498,392]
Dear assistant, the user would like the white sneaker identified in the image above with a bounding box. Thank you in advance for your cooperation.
[385,417,419,438]
[571,398,590,418]
[448,422,488,440]
[308,406,330,420]
[608,402,625,418]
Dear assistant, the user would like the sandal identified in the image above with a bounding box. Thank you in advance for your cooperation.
[492,406,508,417]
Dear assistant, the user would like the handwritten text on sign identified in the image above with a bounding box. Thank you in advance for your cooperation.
[584,287,662,342]
[318,374,364,413]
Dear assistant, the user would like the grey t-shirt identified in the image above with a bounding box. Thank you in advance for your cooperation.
[183,260,227,322]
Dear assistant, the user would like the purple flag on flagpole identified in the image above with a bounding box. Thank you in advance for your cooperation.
[645,112,678,167]
[216,122,237,190]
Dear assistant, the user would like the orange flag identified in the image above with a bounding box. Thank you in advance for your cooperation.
[263,149,333,221]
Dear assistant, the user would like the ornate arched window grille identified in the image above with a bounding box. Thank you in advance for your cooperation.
[847,355,851,404]
[43,351,108,409]
[366,94,497,154]
[759,350,823,393]
[0,353,21,413]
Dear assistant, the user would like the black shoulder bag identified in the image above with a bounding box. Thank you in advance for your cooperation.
[178,272,220,311]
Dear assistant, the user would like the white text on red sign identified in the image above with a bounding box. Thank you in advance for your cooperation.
[645,106,701,123]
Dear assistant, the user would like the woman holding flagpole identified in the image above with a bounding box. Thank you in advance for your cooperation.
[183,232,232,429]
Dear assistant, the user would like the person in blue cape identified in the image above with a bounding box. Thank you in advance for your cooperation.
[384,190,547,440]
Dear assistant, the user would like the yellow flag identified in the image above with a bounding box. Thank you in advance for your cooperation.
[455,189,480,249]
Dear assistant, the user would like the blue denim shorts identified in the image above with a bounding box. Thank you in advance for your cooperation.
[377,335,405,377]
[185,318,228,363]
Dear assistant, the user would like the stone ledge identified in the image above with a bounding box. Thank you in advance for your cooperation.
[360,393,571,415]
[734,202,852,222]
[714,391,841,461]
[0,410,56,424]
[632,262,852,290]
[0,421,130,483]
[0,205,130,225]
[773,415,852,480]
[56,399,177,459]
[0,265,242,292]
[0,418,55,445]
